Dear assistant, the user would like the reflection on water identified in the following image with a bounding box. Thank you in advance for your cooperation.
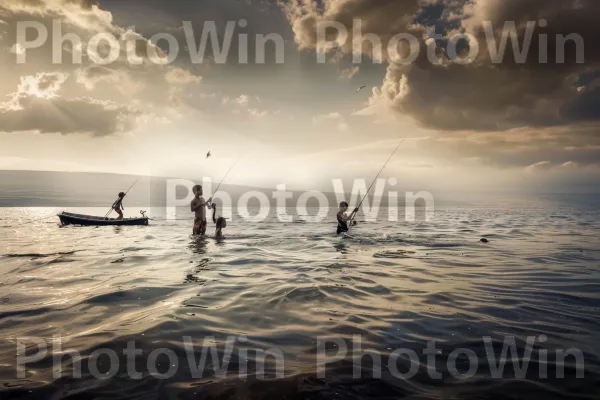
[0,206,599,399]
[188,236,208,255]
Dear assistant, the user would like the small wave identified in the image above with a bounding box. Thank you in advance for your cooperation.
[374,250,417,259]
[82,287,177,305]
[120,247,151,252]
[2,206,600,399]
[509,228,534,236]
[1,251,78,258]
[399,239,464,248]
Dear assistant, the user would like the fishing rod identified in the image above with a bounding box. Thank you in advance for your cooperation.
[348,137,406,229]
[3,177,142,227]
[103,177,141,219]
[209,155,245,203]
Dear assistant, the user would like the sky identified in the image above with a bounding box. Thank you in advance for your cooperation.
[0,0,599,194]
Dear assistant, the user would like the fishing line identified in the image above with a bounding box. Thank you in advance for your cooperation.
[348,137,406,229]
[2,177,143,227]
[211,154,246,201]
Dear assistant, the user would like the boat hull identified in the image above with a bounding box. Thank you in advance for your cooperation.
[58,212,149,226]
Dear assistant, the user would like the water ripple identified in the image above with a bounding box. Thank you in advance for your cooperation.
[0,206,598,399]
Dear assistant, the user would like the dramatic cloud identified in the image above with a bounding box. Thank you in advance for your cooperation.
[0,95,139,136]
[0,0,598,190]
[281,0,425,57]
[283,0,600,132]
[17,71,68,99]
[0,0,204,136]
[0,72,139,135]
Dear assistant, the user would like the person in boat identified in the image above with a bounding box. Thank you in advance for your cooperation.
[336,201,359,235]
[190,185,212,235]
[211,203,227,238]
[112,192,126,220]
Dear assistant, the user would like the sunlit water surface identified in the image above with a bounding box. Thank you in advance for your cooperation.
[0,206,599,399]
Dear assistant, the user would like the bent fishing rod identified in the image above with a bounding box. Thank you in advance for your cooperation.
[348,137,406,229]
[103,177,141,219]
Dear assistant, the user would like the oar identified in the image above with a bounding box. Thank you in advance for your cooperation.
[103,177,141,219]
[348,138,406,231]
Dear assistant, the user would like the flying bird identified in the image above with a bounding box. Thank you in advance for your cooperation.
[206,151,211,159]
[356,85,367,92]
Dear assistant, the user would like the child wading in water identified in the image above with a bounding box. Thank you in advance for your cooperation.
[190,185,212,235]
[336,201,358,235]
[112,192,126,220]
[211,203,227,238]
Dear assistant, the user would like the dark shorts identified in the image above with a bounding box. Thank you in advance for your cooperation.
[193,218,207,235]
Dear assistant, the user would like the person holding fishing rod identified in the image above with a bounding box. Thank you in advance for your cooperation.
[111,192,126,220]
[340,138,406,237]
[191,185,211,236]
[337,202,359,235]
[104,178,140,220]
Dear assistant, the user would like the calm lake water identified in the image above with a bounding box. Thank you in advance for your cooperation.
[0,205,599,399]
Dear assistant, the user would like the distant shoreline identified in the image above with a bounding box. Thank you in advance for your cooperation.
[1,170,598,209]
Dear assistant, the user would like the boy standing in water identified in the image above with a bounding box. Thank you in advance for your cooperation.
[112,192,126,220]
[337,201,359,235]
[191,185,212,235]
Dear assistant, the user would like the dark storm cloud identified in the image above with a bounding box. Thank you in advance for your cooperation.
[97,0,295,66]
[283,0,425,54]
[283,0,600,132]
[562,87,600,121]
